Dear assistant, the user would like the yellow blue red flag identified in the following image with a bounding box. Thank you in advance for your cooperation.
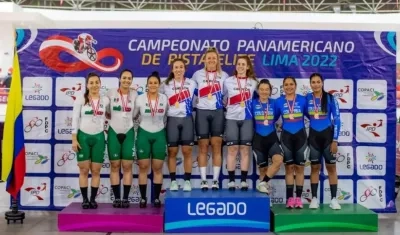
[1,48,26,199]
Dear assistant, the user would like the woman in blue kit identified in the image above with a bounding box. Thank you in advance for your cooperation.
[252,79,284,194]
[306,73,341,210]
[275,76,308,209]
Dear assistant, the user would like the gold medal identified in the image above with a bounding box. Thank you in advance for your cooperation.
[240,101,245,107]
[175,102,179,108]
[314,113,319,119]
[208,93,212,100]
[289,114,294,120]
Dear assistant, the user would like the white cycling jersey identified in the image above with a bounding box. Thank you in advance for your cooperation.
[132,93,168,133]
[160,78,196,117]
[106,88,138,134]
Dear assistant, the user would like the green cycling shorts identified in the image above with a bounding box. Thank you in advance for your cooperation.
[77,130,105,163]
[107,126,135,161]
[136,127,167,161]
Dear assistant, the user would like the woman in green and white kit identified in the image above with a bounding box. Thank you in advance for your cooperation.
[106,69,138,208]
[133,71,168,208]
[72,72,110,209]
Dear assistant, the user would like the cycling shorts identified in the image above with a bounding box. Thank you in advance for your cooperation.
[136,127,167,161]
[225,119,253,146]
[280,128,308,166]
[107,126,135,161]
[308,127,335,164]
[252,132,284,168]
[166,116,195,147]
[77,130,105,163]
[195,109,225,139]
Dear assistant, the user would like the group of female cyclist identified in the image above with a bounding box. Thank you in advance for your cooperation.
[71,47,341,211]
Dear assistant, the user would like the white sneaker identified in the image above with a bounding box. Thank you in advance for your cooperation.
[227,181,236,189]
[330,198,341,210]
[200,180,209,190]
[309,197,319,209]
[257,181,269,194]
[170,180,179,191]
[183,180,192,192]
[240,181,249,191]
[211,180,219,190]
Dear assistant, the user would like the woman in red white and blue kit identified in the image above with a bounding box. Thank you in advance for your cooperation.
[223,55,258,191]
[161,58,197,192]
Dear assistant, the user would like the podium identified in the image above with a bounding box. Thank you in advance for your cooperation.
[58,202,164,233]
[271,204,378,233]
[164,189,270,233]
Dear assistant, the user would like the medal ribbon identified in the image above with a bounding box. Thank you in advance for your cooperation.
[236,76,248,104]
[148,93,159,117]
[286,95,296,116]
[173,78,185,104]
[90,97,100,116]
[206,71,217,96]
[119,89,130,112]
[259,99,269,120]
[312,94,321,114]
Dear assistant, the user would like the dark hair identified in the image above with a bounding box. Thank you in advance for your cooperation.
[84,72,100,105]
[147,71,161,85]
[234,55,257,81]
[165,58,186,85]
[257,79,272,91]
[119,69,133,79]
[283,76,297,86]
[309,73,331,113]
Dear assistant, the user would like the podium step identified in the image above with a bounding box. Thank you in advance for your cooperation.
[164,189,270,233]
[58,202,163,233]
[271,204,378,233]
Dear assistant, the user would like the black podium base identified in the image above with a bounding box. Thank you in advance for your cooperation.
[5,210,25,224]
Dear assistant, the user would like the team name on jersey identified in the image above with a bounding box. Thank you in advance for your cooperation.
[144,109,165,113]
[84,110,104,115]
[145,103,164,107]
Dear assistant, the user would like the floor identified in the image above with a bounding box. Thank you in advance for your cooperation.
[0,182,399,235]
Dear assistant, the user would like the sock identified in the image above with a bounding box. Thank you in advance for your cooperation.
[241,171,248,182]
[184,172,191,181]
[228,171,235,182]
[139,184,147,199]
[111,184,120,200]
[123,185,131,200]
[263,175,271,183]
[154,183,162,200]
[170,172,176,181]
[311,183,318,198]
[330,184,338,199]
[200,167,207,181]
[286,185,294,200]
[90,187,98,201]
[296,185,303,198]
[213,166,221,181]
[80,187,88,201]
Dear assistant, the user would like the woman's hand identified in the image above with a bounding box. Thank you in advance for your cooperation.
[72,139,81,153]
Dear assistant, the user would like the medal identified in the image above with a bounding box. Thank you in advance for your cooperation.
[259,99,269,126]
[236,76,248,108]
[148,93,159,120]
[286,95,296,120]
[313,93,321,120]
[90,97,100,124]
[173,78,185,108]
[206,71,217,100]
[264,120,269,126]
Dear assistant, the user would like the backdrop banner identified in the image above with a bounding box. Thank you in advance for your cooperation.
[15,29,396,213]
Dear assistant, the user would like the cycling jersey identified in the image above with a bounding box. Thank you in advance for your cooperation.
[106,88,138,134]
[160,78,196,117]
[223,76,258,120]
[306,93,340,141]
[132,93,168,133]
[252,98,278,137]
[274,94,308,134]
[72,95,110,135]
[192,69,229,110]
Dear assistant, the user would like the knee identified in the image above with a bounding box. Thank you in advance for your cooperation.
[326,164,336,174]
[91,168,101,176]
[294,165,304,174]
[211,138,222,148]
[199,143,209,154]
[168,148,179,157]
[272,155,284,166]
[79,167,89,176]
[111,162,120,172]
[228,146,239,154]
[311,164,321,173]
[182,148,192,157]
[122,164,133,173]
[138,163,149,172]
[285,165,294,174]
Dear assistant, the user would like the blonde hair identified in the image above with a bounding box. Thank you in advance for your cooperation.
[204,47,222,75]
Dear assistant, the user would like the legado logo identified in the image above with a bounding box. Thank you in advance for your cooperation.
[360,119,383,137]
[328,85,349,103]
[269,186,284,204]
[339,121,351,137]
[58,117,73,135]
[25,83,50,101]
[187,202,247,216]
[359,152,383,171]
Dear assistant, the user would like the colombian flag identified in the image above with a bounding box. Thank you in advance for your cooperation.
[1,49,26,199]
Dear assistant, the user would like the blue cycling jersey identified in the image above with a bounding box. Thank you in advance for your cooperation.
[275,94,308,134]
[252,98,277,136]
[306,92,341,140]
